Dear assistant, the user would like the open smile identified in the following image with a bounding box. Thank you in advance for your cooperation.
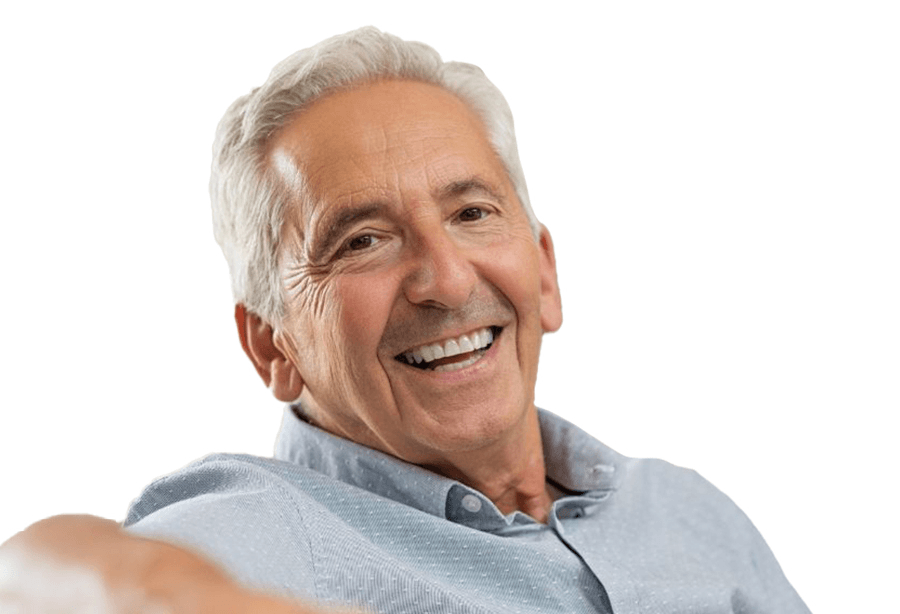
[395,326,502,372]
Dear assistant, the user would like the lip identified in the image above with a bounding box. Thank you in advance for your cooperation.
[391,326,505,380]
[393,324,498,357]
[394,325,498,363]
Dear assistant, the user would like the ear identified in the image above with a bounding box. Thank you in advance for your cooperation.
[235,304,304,402]
[537,225,563,333]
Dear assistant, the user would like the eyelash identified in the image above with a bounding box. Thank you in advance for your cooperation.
[455,206,489,223]
[347,234,376,251]
[337,233,380,258]
[335,206,492,259]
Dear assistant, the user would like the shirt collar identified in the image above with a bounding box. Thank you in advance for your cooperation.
[539,408,625,493]
[274,405,624,529]
[274,404,454,519]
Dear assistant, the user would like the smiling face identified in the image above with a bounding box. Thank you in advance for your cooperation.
[264,79,561,466]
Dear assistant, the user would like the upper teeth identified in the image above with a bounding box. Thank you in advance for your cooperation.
[402,327,494,365]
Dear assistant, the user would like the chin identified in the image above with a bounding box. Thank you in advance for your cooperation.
[408,396,533,455]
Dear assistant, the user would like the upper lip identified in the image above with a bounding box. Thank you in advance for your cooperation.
[393,325,498,360]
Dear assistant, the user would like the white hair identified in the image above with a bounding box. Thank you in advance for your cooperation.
[210,27,538,325]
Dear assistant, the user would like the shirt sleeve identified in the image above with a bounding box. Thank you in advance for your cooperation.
[123,455,318,603]
[676,465,812,614]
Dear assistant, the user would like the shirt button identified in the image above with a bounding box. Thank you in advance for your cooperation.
[461,494,482,513]
[591,464,615,475]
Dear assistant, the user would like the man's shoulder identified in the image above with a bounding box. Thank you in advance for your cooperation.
[539,409,730,504]
[540,410,763,548]
[540,409,733,496]
[124,453,320,526]
[617,454,761,541]
[122,453,327,600]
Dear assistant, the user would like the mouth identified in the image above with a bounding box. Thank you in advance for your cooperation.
[395,326,502,373]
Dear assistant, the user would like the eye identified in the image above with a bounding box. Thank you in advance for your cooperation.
[336,233,380,258]
[347,234,376,251]
[457,206,488,223]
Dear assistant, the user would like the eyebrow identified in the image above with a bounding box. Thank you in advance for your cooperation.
[310,203,384,263]
[307,177,507,263]
[436,177,507,205]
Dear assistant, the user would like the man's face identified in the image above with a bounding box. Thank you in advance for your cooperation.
[267,80,561,465]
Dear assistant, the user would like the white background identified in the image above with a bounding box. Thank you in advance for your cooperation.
[1,2,897,612]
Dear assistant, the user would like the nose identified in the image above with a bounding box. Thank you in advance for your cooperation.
[402,228,477,309]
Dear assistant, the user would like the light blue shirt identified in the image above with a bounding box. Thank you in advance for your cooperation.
[124,408,809,613]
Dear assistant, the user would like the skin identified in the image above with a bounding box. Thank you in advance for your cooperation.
[240,79,563,521]
[0,515,331,613]
[0,79,563,612]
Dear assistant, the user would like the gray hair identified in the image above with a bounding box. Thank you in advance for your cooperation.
[210,27,537,325]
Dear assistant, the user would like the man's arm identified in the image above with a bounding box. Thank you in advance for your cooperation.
[0,515,342,613]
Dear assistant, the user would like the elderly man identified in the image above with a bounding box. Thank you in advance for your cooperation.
[2,28,808,614]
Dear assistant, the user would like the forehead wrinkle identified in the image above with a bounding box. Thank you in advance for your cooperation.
[434,175,508,205]
[274,79,517,268]
[283,152,358,252]
[403,127,511,202]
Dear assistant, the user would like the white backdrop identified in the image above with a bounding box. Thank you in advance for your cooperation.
[1,2,897,612]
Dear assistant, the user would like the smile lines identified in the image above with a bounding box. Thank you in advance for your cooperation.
[398,327,496,369]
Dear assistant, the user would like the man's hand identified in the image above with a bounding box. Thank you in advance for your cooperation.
[0,515,338,613]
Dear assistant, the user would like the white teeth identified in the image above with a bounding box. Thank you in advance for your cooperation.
[444,340,461,357]
[420,345,435,363]
[401,327,495,368]
[459,335,475,353]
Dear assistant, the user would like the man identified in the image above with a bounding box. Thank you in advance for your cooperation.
[1,28,809,613]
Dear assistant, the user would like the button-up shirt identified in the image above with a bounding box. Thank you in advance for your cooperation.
[124,408,809,613]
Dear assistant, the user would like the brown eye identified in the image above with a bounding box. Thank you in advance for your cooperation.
[458,207,486,222]
[347,235,375,251]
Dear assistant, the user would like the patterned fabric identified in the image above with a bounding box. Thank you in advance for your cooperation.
[124,408,809,613]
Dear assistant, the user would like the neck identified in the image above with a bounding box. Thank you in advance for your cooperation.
[424,407,554,523]
[299,399,555,522]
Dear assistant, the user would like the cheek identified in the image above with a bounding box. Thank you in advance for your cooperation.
[287,275,349,374]
[481,236,545,384]
[334,274,396,357]
[485,237,543,317]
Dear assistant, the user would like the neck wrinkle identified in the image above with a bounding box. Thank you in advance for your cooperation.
[424,406,552,523]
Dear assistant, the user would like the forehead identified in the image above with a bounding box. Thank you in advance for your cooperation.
[268,80,510,216]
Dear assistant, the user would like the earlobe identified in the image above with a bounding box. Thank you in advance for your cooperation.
[235,304,305,402]
[537,225,563,333]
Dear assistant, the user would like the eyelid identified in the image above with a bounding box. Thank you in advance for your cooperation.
[452,203,493,223]
[334,230,383,259]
